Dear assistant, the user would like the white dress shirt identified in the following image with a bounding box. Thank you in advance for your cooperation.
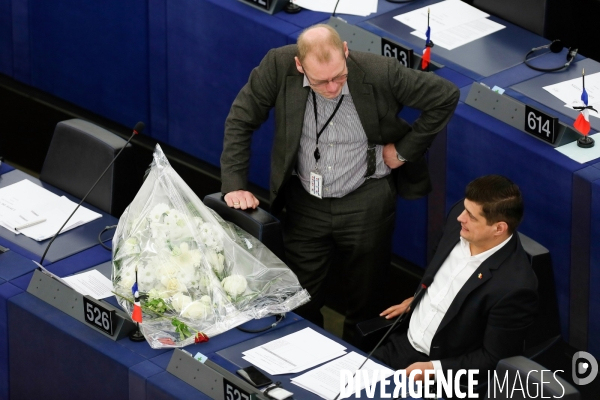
[408,235,512,372]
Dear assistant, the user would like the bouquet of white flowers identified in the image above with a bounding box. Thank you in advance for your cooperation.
[112,145,310,348]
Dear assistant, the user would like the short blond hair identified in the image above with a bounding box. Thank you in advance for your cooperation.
[297,24,344,63]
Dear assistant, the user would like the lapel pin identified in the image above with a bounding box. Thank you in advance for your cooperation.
[478,273,483,279]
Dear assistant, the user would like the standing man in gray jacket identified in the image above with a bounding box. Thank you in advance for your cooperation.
[220,24,459,347]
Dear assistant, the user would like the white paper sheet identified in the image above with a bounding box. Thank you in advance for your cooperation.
[0,179,60,233]
[410,17,505,50]
[62,269,115,299]
[394,0,489,33]
[544,72,600,119]
[293,0,377,17]
[17,196,102,241]
[291,351,394,400]
[555,133,600,163]
[242,327,347,375]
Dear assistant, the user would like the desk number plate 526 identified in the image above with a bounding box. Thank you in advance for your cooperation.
[525,105,558,144]
[83,297,115,336]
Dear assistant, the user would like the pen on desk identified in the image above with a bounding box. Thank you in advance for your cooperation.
[15,218,46,231]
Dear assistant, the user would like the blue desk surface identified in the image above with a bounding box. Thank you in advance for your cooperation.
[0,247,113,400]
[142,318,412,400]
[0,282,21,400]
[215,319,418,400]
[0,169,117,264]
[7,262,305,400]
[8,291,148,400]
[364,0,548,80]
[0,162,14,175]
[570,164,600,358]
[589,179,600,358]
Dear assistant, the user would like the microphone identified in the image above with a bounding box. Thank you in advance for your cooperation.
[38,121,145,265]
[334,276,434,400]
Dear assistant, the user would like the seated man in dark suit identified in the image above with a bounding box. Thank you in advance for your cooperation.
[373,175,538,381]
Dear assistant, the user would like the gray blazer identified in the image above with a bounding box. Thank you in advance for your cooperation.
[221,45,459,213]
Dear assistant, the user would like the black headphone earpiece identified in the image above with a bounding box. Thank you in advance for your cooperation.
[524,39,578,72]
[548,39,564,53]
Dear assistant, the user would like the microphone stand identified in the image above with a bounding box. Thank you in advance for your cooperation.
[333,277,434,400]
[38,122,145,265]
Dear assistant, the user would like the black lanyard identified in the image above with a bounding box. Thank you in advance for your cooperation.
[312,90,344,163]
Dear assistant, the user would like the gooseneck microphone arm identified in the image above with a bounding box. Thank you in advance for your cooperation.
[38,121,145,265]
[333,276,434,400]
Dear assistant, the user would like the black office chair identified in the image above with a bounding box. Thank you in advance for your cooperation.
[39,119,140,217]
[203,193,286,262]
[484,356,580,400]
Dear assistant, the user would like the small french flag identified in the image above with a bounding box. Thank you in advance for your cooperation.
[574,72,591,136]
[422,26,432,70]
[131,281,143,323]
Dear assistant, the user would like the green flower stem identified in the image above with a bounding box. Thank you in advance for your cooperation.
[112,291,199,341]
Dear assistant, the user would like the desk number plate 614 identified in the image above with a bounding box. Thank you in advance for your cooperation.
[525,105,558,144]
[83,297,115,336]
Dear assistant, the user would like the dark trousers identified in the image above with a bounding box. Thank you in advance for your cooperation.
[372,330,430,370]
[283,175,396,348]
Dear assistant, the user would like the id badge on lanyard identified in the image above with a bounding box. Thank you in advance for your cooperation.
[309,170,323,198]
[309,91,344,199]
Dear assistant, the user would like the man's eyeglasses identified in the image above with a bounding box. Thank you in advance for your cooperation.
[302,62,348,88]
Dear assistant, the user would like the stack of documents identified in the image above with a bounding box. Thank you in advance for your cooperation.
[0,179,102,241]
[293,0,377,17]
[395,0,505,50]
[291,352,394,400]
[243,328,347,375]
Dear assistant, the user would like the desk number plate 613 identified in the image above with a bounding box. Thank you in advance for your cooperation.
[382,38,413,68]
[83,297,115,336]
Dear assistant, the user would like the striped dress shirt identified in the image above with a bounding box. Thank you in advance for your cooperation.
[296,76,391,198]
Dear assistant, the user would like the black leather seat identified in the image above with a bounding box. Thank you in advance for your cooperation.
[39,119,139,216]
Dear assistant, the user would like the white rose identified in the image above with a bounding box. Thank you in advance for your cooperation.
[222,275,248,298]
[118,265,136,289]
[181,301,211,319]
[161,276,187,292]
[137,264,158,288]
[119,237,140,257]
[171,292,191,312]
[206,250,225,275]
[200,295,211,305]
[148,288,161,300]
[193,216,204,228]
[150,203,171,221]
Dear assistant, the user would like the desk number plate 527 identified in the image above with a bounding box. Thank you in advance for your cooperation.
[382,38,413,68]
[83,297,115,336]
[525,105,558,144]
[224,378,251,400]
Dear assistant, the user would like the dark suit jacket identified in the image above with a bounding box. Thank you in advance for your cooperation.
[420,203,538,374]
[221,45,459,213]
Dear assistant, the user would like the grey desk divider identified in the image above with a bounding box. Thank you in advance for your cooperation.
[465,83,580,147]
[26,268,136,340]
[167,348,268,399]
[237,0,288,15]
[327,17,441,71]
